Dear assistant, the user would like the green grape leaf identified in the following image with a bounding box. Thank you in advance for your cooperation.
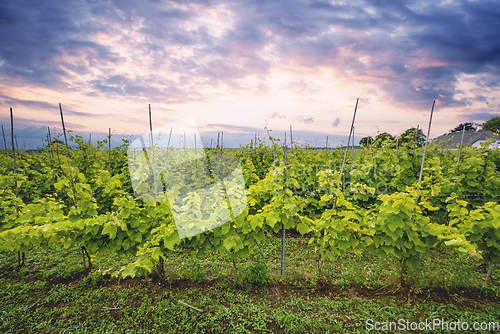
[102,225,117,239]
[223,237,237,251]
[296,223,310,235]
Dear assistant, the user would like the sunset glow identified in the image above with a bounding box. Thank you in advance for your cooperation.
[0,0,499,148]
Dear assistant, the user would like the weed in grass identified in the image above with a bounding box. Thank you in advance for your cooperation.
[168,271,179,283]
[246,252,268,285]
[44,265,82,280]
[80,270,103,288]
[181,259,206,281]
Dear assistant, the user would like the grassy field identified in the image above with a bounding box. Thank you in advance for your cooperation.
[1,236,499,333]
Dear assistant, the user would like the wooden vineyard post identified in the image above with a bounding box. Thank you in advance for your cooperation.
[350,125,355,184]
[290,125,293,151]
[485,262,494,285]
[334,98,359,209]
[351,126,355,170]
[47,127,55,169]
[164,128,173,173]
[59,105,89,272]
[418,101,435,183]
[413,125,419,154]
[52,130,62,168]
[108,128,112,176]
[456,125,466,173]
[167,128,173,149]
[342,133,350,193]
[10,108,24,266]
[148,105,158,200]
[59,103,78,207]
[59,104,72,159]
[80,246,91,272]
[148,106,164,274]
[412,101,436,219]
[282,132,287,275]
[400,101,434,278]
[10,109,19,212]
[216,132,220,179]
[325,136,328,159]
[194,133,198,177]
[59,104,88,270]
[220,132,224,177]
[1,125,7,158]
[81,246,87,271]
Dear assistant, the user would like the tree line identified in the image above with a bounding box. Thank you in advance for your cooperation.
[359,116,500,148]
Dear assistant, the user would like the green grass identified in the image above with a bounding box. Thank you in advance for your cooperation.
[0,237,499,333]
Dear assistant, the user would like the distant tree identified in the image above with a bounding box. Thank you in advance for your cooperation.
[372,132,395,148]
[450,122,476,133]
[359,136,373,148]
[398,127,425,147]
[482,116,500,133]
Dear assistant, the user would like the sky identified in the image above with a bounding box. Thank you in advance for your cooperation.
[0,0,499,149]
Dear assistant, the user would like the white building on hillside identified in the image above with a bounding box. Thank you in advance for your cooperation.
[433,129,500,149]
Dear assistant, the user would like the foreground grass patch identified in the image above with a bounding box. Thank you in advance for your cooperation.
[0,238,498,333]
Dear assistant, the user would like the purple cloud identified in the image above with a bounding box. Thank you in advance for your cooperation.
[0,0,499,111]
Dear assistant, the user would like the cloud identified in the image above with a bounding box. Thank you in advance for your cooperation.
[261,0,500,109]
[268,112,285,119]
[0,113,81,131]
[63,110,106,118]
[332,117,340,127]
[0,0,121,88]
[296,116,314,124]
[0,0,499,113]
[457,112,500,123]
[285,79,318,94]
[0,95,56,110]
